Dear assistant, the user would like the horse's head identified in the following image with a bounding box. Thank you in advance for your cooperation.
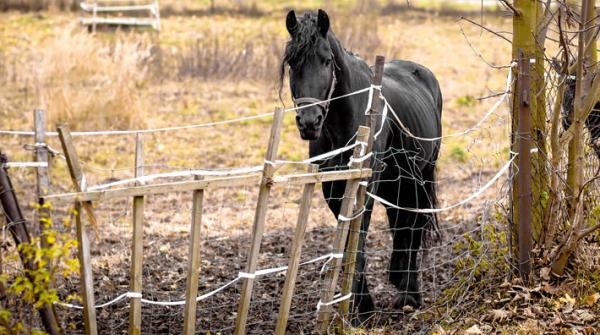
[282,9,336,140]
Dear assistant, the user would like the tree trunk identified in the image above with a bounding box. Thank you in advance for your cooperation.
[567,0,597,218]
[511,0,548,248]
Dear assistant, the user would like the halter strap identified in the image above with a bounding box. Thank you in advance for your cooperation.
[292,64,337,117]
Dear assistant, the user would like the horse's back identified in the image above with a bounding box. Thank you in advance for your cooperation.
[379,60,442,153]
[385,60,442,112]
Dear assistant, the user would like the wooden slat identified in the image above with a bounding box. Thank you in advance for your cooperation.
[317,126,370,332]
[275,164,318,335]
[57,125,98,226]
[75,202,98,335]
[81,2,158,12]
[234,108,285,335]
[183,176,204,335]
[129,134,144,335]
[43,169,371,204]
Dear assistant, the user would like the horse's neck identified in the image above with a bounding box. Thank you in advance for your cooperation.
[325,38,372,148]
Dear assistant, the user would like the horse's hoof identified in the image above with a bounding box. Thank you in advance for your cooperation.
[351,295,376,326]
[393,293,421,311]
[351,310,375,327]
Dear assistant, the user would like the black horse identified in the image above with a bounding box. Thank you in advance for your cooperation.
[280,9,443,322]
[562,75,600,159]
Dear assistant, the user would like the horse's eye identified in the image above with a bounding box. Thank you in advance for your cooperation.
[325,59,332,66]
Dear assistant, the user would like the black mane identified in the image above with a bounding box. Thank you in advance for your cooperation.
[278,12,321,98]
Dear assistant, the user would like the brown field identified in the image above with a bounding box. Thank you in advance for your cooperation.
[2,1,599,334]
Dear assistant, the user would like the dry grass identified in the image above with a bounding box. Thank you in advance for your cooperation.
[1,19,154,130]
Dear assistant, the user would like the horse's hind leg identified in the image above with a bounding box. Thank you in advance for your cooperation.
[386,207,424,308]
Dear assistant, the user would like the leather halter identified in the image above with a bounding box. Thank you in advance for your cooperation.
[291,60,337,118]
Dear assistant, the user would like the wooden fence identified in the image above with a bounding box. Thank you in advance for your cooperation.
[80,0,160,32]
[39,106,375,334]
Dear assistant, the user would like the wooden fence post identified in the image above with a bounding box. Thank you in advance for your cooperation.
[75,201,98,335]
[339,55,385,323]
[275,164,318,335]
[129,133,144,335]
[34,109,51,229]
[316,126,370,332]
[57,125,98,335]
[234,108,285,335]
[183,174,204,335]
[33,108,61,331]
[57,125,98,226]
[516,50,532,282]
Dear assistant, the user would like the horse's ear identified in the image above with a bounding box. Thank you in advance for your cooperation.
[317,9,330,37]
[286,10,298,36]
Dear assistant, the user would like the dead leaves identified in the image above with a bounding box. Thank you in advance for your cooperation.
[583,292,600,307]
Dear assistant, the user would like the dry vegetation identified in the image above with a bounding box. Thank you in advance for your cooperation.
[1,1,599,334]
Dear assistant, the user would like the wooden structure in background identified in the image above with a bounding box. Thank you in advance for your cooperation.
[80,0,161,32]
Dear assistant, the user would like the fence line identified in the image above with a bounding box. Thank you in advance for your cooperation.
[1,67,510,141]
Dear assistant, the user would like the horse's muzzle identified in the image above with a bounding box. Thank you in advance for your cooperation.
[295,110,323,140]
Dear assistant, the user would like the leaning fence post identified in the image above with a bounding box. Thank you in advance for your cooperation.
[317,126,370,333]
[57,125,98,226]
[75,201,98,335]
[275,164,318,335]
[129,133,144,335]
[57,125,98,335]
[234,108,285,335]
[338,55,385,324]
[183,174,205,335]
[0,153,61,335]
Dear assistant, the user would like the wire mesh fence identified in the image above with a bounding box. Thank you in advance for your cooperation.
[0,68,517,333]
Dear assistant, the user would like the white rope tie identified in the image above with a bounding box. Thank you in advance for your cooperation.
[337,206,366,222]
[347,152,373,166]
[320,253,344,274]
[316,293,353,312]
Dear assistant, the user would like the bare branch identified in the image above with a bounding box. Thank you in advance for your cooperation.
[458,23,512,69]
[499,0,521,16]
[459,16,512,43]
[578,223,600,240]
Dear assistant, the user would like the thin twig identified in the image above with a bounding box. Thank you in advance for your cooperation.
[458,23,512,69]
[499,0,520,16]
[459,16,512,43]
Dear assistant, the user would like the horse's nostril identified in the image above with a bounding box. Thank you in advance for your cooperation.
[295,115,302,125]
[316,115,323,125]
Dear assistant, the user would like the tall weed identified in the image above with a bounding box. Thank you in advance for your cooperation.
[32,26,152,130]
